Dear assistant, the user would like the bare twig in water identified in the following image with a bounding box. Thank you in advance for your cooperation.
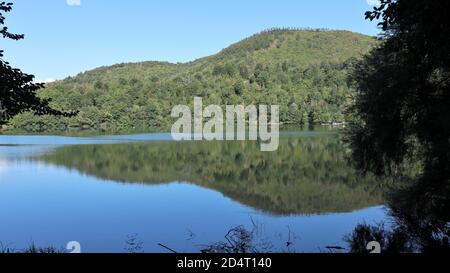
[158,243,177,253]
[200,221,275,253]
[325,246,346,253]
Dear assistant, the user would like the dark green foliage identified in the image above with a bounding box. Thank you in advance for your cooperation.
[346,0,450,253]
[0,2,72,126]
[233,81,244,96]
[8,29,377,132]
[344,223,413,253]
[347,0,450,179]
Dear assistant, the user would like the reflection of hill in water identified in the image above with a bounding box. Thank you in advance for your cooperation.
[38,134,385,215]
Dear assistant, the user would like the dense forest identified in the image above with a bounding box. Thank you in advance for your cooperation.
[8,29,377,132]
[38,133,385,214]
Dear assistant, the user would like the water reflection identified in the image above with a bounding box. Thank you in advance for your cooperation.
[0,158,6,174]
[37,133,384,215]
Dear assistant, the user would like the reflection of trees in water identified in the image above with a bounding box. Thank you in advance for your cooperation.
[386,179,450,252]
[38,134,385,215]
[346,182,450,253]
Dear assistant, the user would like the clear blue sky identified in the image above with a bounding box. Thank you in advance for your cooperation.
[2,0,380,81]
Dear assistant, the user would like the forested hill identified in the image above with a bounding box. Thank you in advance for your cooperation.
[9,28,377,132]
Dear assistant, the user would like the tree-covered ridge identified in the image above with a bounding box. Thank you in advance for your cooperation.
[38,133,385,215]
[8,29,377,132]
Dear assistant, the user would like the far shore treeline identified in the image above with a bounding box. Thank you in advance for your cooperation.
[6,28,377,133]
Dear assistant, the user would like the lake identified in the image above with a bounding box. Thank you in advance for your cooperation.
[0,130,388,252]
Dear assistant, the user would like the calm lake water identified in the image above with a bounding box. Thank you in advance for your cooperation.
[0,130,388,252]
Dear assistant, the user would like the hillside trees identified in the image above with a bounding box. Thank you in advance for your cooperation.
[7,29,377,132]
